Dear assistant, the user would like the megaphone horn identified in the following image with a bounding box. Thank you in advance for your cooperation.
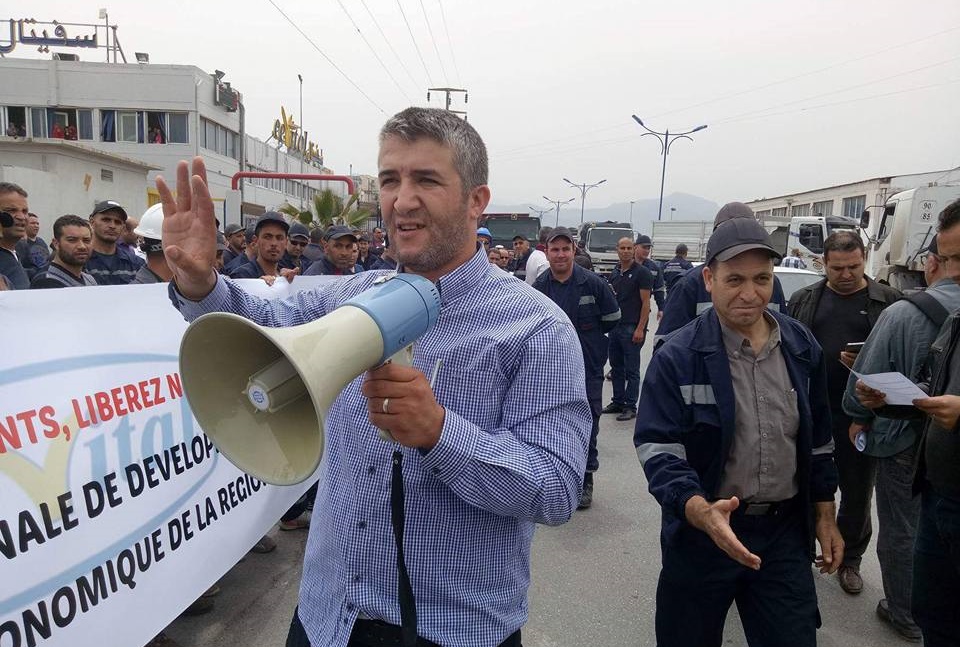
[178,274,441,485]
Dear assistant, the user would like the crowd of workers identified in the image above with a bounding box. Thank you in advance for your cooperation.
[2,104,960,647]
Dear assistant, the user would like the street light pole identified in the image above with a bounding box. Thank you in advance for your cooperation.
[631,116,706,221]
[562,177,607,225]
[629,200,636,228]
[543,196,575,228]
[528,205,552,223]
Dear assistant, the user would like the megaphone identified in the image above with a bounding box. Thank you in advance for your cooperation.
[178,274,441,485]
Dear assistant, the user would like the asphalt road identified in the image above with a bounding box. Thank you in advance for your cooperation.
[166,324,913,647]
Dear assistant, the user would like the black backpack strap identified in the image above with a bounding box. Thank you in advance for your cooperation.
[903,291,949,329]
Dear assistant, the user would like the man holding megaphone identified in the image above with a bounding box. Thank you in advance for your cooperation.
[159,107,591,647]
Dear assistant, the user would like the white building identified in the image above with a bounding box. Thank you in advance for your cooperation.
[745,170,958,240]
[0,56,351,237]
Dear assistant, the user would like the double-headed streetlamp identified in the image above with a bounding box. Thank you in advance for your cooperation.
[563,177,607,225]
[528,205,552,222]
[631,116,706,221]
[542,196,575,228]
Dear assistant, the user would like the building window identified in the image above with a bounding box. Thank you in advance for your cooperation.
[226,130,236,159]
[772,207,788,219]
[168,113,188,143]
[78,110,93,140]
[755,210,771,219]
[147,111,167,144]
[790,203,810,218]
[812,200,833,217]
[5,106,27,137]
[30,107,47,138]
[117,111,139,142]
[842,195,866,218]
[101,169,114,182]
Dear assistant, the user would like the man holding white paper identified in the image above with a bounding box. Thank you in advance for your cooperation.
[842,233,960,641]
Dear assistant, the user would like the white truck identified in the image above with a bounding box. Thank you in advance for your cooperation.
[578,221,635,276]
[759,213,861,274]
[865,184,960,290]
[650,220,712,262]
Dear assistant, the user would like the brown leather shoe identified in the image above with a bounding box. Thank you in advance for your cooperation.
[838,565,863,594]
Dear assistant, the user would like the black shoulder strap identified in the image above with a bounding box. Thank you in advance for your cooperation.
[904,291,949,329]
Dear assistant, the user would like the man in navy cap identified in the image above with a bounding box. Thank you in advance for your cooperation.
[634,234,666,316]
[534,227,620,509]
[636,217,842,647]
[85,199,145,285]
[303,225,362,275]
[280,222,313,273]
[224,221,257,274]
[229,212,289,279]
[222,223,246,268]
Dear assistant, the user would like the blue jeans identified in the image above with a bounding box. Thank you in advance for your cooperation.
[875,445,920,627]
[913,487,960,646]
[608,324,643,410]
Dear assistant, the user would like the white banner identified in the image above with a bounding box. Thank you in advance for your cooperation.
[0,281,321,647]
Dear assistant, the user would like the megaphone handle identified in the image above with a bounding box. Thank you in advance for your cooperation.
[376,344,415,442]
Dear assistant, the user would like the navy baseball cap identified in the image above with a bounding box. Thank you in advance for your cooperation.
[704,218,781,266]
[254,211,290,234]
[327,225,358,241]
[713,202,755,230]
[288,222,310,241]
[635,234,652,246]
[546,227,575,244]
[224,223,244,236]
[91,200,128,221]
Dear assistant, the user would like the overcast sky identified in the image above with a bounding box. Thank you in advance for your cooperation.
[11,0,960,209]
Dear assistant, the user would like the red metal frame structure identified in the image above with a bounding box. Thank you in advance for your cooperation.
[230,172,355,195]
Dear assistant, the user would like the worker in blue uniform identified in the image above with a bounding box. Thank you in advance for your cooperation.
[635,217,842,647]
[655,202,787,346]
[634,234,665,314]
[534,227,620,509]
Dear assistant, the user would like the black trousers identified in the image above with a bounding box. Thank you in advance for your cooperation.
[831,414,877,567]
[286,607,522,647]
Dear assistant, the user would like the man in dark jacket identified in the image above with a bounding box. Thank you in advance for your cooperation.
[662,243,693,291]
[636,217,841,647]
[534,227,620,509]
[788,230,900,596]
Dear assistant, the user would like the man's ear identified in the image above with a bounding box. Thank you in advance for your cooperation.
[702,264,714,294]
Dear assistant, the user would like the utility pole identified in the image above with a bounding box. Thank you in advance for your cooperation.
[629,200,636,227]
[563,178,607,225]
[542,196,575,228]
[427,87,468,119]
[631,115,706,221]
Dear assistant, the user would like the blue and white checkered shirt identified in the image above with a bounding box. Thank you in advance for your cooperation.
[171,248,591,646]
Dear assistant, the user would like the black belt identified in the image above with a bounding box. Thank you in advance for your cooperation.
[350,619,521,647]
[735,499,794,516]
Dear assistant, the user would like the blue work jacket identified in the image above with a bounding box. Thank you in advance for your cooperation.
[533,263,621,377]
[635,307,838,552]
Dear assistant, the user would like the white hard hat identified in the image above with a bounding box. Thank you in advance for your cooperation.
[134,203,164,240]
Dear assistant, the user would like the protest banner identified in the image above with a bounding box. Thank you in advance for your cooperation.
[0,281,324,647]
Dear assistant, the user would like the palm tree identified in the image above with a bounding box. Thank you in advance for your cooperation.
[279,189,371,230]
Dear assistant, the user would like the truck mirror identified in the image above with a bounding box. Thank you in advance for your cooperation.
[860,210,870,229]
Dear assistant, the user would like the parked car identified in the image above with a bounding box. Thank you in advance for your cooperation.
[774,266,821,307]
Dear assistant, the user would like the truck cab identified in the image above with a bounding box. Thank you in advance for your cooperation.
[481,213,542,250]
[578,221,634,276]
[868,185,960,290]
[784,215,860,274]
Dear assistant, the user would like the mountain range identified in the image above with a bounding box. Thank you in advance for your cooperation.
[486,192,719,234]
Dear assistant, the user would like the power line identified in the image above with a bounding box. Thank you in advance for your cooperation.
[396,0,434,86]
[650,24,960,122]
[418,0,449,85]
[437,0,462,86]
[492,25,960,163]
[494,79,960,163]
[334,0,415,103]
[266,0,387,115]
[710,56,960,127]
[358,0,423,93]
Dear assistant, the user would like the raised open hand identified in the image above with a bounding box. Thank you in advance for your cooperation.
[156,157,218,299]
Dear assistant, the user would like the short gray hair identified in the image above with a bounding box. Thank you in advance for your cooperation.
[0,182,27,198]
[379,107,488,192]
